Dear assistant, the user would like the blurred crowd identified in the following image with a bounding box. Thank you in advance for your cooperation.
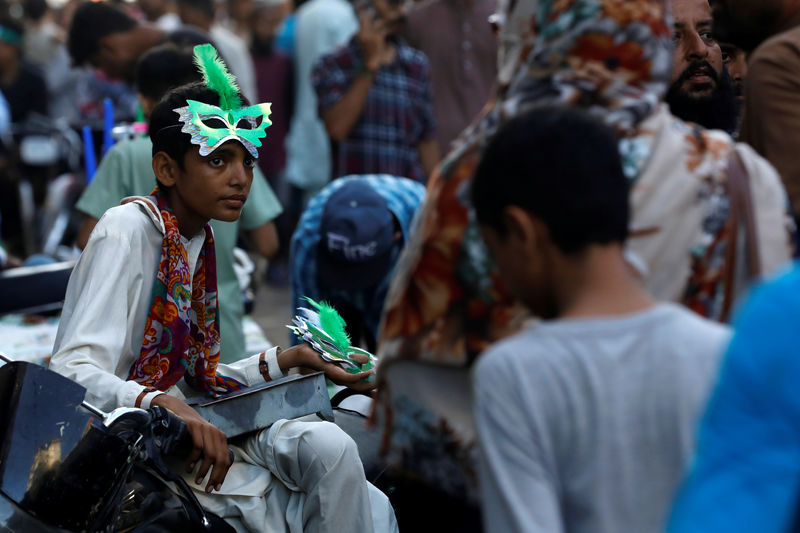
[2,0,800,530]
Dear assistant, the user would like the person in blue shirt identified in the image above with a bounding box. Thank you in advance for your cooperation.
[289,175,424,352]
[667,262,800,533]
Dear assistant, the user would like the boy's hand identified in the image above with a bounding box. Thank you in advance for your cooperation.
[150,394,232,493]
[280,344,377,392]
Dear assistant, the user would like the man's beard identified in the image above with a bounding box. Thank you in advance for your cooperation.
[666,62,740,134]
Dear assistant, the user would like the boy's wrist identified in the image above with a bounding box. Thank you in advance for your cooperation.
[278,345,302,371]
[259,347,284,382]
[136,387,164,409]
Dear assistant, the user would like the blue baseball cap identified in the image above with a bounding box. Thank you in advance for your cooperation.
[316,180,398,290]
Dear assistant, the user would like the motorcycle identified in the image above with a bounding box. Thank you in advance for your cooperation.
[0,353,235,532]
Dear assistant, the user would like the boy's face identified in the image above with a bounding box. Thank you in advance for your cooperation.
[167,141,255,230]
[480,212,559,320]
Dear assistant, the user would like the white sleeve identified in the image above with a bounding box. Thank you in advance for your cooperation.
[473,352,565,533]
[215,346,285,387]
[50,218,152,413]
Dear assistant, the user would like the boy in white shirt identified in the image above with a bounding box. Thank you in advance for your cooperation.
[50,45,396,533]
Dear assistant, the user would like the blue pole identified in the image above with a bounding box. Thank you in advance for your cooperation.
[83,125,97,184]
[102,98,115,156]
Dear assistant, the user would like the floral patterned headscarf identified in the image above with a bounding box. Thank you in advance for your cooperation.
[380,0,676,372]
[467,0,672,178]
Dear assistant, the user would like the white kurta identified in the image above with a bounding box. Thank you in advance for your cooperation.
[51,201,266,412]
[50,201,397,533]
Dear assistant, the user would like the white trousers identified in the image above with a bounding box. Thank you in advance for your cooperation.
[189,418,398,533]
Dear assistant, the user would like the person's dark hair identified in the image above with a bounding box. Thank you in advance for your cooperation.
[22,0,47,22]
[67,2,137,66]
[177,0,215,20]
[136,45,203,102]
[471,106,630,255]
[149,81,249,175]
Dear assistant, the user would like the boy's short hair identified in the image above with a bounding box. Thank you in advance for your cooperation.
[471,106,630,255]
[149,81,250,175]
[68,2,137,66]
[136,45,203,102]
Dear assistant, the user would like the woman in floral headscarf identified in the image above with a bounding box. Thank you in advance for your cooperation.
[372,0,792,518]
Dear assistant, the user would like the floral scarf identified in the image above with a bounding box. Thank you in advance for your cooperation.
[127,188,245,395]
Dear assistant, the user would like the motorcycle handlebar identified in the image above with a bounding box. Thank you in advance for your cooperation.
[149,405,235,464]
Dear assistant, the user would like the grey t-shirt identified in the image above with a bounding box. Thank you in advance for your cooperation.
[473,303,731,533]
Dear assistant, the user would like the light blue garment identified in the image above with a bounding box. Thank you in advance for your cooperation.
[667,262,800,533]
[0,91,10,136]
[289,175,425,346]
[284,0,357,193]
[274,13,296,57]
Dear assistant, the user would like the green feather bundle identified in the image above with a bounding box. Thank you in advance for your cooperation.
[303,297,351,354]
[193,43,242,110]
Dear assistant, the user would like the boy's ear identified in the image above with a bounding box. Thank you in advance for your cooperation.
[502,206,546,251]
[152,151,180,187]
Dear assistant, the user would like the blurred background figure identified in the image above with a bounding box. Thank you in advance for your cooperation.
[0,15,47,125]
[0,15,47,256]
[22,0,89,126]
[284,0,356,201]
[22,0,63,67]
[272,0,294,56]
[312,0,439,183]
[720,41,747,103]
[665,0,739,134]
[289,175,424,353]
[67,1,211,90]
[223,0,254,45]
[403,0,496,155]
[712,0,800,236]
[136,0,181,30]
[250,0,295,286]
[176,0,257,100]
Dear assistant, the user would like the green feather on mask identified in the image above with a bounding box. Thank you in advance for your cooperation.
[193,43,242,111]
[303,297,351,354]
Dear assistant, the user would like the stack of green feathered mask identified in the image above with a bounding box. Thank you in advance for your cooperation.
[287,297,377,379]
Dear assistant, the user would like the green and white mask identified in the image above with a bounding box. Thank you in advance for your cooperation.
[175,100,273,158]
[178,44,272,158]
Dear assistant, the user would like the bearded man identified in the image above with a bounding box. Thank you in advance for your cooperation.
[666,0,739,134]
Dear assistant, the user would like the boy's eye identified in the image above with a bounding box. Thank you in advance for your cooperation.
[209,157,224,167]
[244,157,256,169]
